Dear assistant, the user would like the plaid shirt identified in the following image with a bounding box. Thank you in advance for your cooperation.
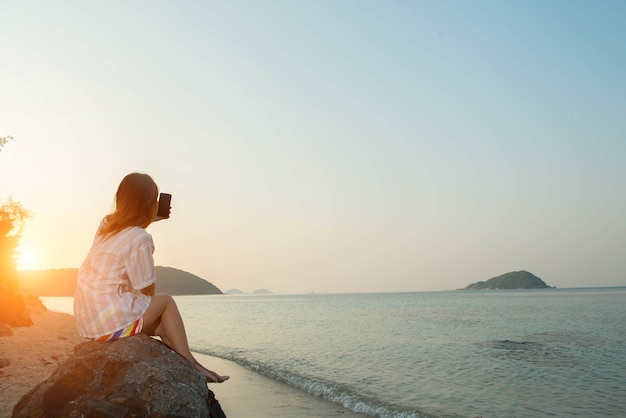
[74,220,156,338]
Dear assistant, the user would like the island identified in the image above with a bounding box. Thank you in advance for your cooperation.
[18,266,223,296]
[461,270,553,290]
[225,288,274,295]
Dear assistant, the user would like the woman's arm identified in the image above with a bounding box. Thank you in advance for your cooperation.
[141,284,155,296]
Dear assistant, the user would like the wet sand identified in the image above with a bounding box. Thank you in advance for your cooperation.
[197,353,365,418]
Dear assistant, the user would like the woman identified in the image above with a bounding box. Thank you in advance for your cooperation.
[73,172,228,383]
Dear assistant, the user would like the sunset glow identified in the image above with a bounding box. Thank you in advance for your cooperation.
[16,246,37,271]
[1,2,625,293]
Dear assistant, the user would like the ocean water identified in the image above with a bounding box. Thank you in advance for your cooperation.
[44,288,626,417]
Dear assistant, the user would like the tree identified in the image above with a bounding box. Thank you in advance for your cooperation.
[0,136,34,329]
[0,136,28,289]
[0,198,31,290]
[0,135,14,151]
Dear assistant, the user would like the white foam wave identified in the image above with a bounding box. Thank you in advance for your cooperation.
[196,349,426,418]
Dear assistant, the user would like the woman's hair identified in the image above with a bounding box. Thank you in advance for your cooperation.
[99,173,159,237]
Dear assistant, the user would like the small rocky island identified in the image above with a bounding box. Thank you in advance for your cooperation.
[461,270,553,290]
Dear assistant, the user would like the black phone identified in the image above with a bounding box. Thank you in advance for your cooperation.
[157,193,172,219]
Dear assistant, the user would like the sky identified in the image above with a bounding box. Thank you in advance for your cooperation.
[1,1,625,294]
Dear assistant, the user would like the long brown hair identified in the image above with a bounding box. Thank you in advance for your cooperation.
[99,173,159,237]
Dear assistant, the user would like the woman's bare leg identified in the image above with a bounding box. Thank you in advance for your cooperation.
[142,293,229,383]
[160,334,226,383]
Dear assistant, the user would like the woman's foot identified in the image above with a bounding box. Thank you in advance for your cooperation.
[193,362,230,383]
[205,369,230,383]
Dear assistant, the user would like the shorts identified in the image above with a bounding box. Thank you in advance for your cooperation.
[93,317,143,342]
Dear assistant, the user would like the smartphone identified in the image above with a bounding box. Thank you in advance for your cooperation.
[157,193,172,219]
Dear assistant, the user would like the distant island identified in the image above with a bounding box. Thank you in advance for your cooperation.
[18,266,223,296]
[225,288,273,295]
[152,266,223,295]
[461,270,553,290]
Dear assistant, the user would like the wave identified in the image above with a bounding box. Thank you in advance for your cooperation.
[193,347,429,418]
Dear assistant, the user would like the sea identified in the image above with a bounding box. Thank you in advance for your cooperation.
[43,287,626,417]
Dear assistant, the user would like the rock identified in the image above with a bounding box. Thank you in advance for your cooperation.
[0,287,33,328]
[12,334,226,418]
[0,322,12,336]
[22,295,47,313]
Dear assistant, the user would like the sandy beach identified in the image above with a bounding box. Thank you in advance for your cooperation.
[0,305,83,418]
[0,303,363,418]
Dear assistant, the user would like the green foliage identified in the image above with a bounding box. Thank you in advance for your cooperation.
[0,198,32,290]
[464,270,551,290]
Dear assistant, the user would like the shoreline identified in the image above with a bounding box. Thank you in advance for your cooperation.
[0,303,365,418]
[198,353,366,417]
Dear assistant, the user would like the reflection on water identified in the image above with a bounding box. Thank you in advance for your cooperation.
[40,296,74,315]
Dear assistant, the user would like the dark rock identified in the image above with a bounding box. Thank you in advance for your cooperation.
[12,334,226,418]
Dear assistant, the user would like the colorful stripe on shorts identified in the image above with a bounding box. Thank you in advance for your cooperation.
[94,317,143,342]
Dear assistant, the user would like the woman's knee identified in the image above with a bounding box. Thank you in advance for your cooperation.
[152,293,175,306]
[143,293,175,327]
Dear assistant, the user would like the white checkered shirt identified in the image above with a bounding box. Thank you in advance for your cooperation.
[73,220,156,338]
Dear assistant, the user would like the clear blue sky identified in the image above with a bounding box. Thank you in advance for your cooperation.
[1,1,625,293]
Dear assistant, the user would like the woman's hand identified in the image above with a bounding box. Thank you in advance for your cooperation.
[141,284,156,296]
[153,207,171,222]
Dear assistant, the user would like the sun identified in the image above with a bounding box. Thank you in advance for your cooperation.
[16,247,37,270]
